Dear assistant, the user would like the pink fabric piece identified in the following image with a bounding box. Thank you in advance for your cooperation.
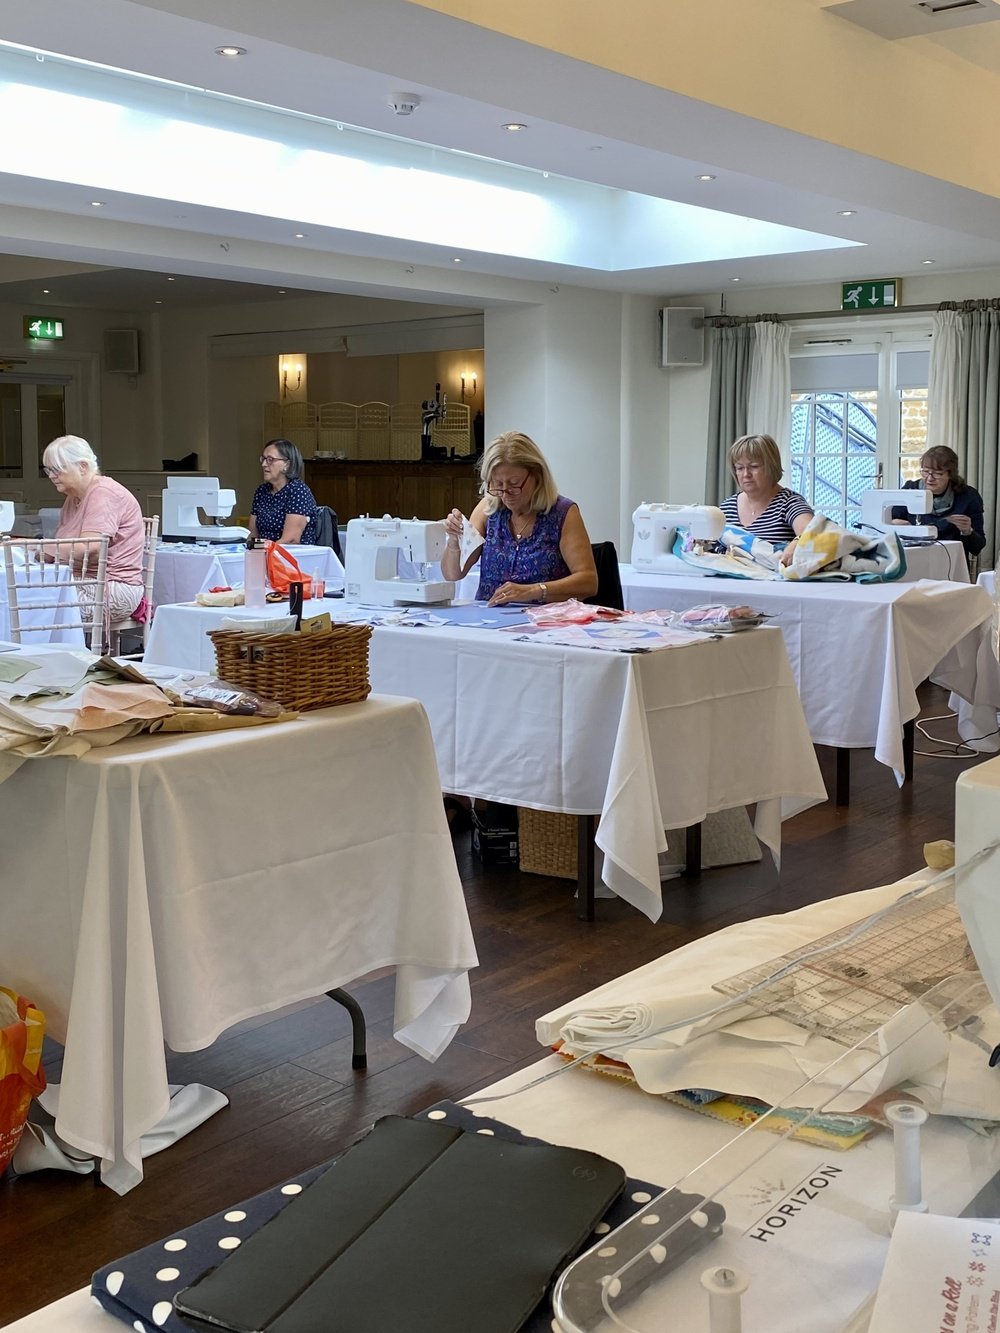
[131,596,151,625]
[56,476,144,585]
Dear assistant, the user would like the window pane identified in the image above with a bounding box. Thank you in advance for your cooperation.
[37,386,65,453]
[0,383,22,475]
[898,387,928,484]
[790,390,877,527]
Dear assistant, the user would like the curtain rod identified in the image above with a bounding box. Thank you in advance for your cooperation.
[703,304,940,325]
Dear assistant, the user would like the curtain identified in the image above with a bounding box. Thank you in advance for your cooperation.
[932,302,1000,568]
[927,309,962,456]
[705,321,754,503]
[747,318,791,467]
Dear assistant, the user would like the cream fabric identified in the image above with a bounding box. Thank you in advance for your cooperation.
[0,697,477,1193]
[621,569,992,781]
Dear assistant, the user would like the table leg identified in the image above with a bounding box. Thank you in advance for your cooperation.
[903,719,915,783]
[577,815,596,922]
[683,823,702,879]
[836,748,850,807]
[325,988,367,1070]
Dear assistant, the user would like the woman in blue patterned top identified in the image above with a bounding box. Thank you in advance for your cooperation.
[441,431,598,605]
[249,439,319,545]
[720,433,813,565]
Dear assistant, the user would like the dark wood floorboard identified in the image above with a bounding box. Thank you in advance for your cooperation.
[0,684,992,1324]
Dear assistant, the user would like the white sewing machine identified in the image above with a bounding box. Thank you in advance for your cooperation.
[0,499,13,536]
[345,515,456,605]
[859,488,936,540]
[630,502,726,575]
[161,476,250,543]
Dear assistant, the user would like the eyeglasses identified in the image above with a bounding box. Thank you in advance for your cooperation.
[487,477,529,496]
[920,467,948,477]
[43,466,64,478]
[259,455,283,466]
[734,463,764,475]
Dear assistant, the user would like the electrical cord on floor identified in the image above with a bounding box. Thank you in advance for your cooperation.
[914,711,1000,759]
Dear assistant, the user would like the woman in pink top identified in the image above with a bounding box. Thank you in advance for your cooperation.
[42,435,145,619]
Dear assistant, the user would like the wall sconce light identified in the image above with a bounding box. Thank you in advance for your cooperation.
[460,372,477,401]
[281,362,303,398]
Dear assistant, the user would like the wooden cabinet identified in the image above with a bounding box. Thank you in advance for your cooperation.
[305,459,481,523]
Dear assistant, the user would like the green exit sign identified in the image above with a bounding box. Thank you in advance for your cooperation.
[841,279,900,312]
[23,315,65,340]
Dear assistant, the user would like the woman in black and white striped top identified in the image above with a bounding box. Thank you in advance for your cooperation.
[720,433,813,565]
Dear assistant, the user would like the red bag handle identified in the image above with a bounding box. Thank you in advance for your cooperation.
[265,543,312,596]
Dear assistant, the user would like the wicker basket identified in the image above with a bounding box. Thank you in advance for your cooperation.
[517,808,577,879]
[208,624,372,712]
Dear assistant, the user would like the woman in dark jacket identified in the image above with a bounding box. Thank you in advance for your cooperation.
[890,446,986,559]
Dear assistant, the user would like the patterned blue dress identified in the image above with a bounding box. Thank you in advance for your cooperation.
[476,495,574,601]
[251,478,318,544]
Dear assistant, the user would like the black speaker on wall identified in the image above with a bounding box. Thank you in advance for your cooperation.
[104,328,140,375]
[660,307,705,367]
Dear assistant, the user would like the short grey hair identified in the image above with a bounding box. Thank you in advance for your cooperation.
[44,435,101,474]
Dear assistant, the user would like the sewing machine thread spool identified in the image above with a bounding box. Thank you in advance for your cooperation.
[701,1264,749,1333]
[885,1100,929,1221]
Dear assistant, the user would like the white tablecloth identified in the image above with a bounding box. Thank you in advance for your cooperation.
[897,540,969,582]
[153,543,344,605]
[144,603,827,921]
[0,697,477,1193]
[11,874,1000,1333]
[943,568,1000,751]
[620,568,992,779]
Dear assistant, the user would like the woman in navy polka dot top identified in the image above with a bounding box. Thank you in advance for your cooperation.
[249,439,319,544]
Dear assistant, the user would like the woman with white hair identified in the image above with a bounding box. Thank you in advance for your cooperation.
[42,434,145,618]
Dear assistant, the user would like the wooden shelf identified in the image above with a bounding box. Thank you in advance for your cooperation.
[305,458,481,523]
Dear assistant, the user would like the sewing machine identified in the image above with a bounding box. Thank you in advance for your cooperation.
[859,488,936,540]
[630,502,726,575]
[0,500,13,536]
[161,477,250,543]
[345,515,456,605]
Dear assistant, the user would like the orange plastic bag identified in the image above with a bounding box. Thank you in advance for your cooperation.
[0,987,46,1175]
[265,542,316,597]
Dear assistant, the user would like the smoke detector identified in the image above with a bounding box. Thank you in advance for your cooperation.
[388,91,421,116]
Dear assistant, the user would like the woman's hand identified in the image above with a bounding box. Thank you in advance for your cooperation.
[489,581,541,606]
[951,513,973,535]
[778,538,799,567]
[442,508,465,541]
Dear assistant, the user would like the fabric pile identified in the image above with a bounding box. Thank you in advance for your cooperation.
[670,516,906,582]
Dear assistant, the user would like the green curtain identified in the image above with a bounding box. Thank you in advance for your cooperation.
[705,321,754,504]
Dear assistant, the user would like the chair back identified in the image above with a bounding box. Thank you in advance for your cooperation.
[107,516,159,654]
[584,541,624,610]
[2,535,109,651]
[313,506,344,562]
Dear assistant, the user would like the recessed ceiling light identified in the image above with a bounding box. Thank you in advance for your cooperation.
[502,122,526,132]
[90,200,104,207]
[216,46,246,57]
[837,209,857,216]
[167,276,176,282]
[293,232,305,239]
[696,174,716,182]
[278,289,287,294]
[921,258,935,265]
[154,299,163,304]
[42,288,50,294]
[453,257,462,263]
[588,145,604,152]
[730,277,742,283]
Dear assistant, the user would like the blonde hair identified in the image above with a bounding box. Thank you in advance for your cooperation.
[479,431,560,514]
[729,433,783,487]
[44,435,101,474]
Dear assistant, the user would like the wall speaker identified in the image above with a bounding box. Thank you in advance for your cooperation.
[104,328,140,375]
[660,307,705,367]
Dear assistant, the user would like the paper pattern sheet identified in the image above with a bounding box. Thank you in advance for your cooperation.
[869,1212,1000,1333]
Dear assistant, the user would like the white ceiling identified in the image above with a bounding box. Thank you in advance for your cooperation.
[2,0,1000,311]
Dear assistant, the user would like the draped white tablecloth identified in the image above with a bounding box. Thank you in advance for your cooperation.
[620,568,992,780]
[11,872,1000,1333]
[152,543,344,606]
[896,539,969,583]
[943,568,1000,751]
[144,604,827,921]
[0,697,477,1193]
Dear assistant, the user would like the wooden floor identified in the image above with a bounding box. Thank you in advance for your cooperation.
[1,684,992,1325]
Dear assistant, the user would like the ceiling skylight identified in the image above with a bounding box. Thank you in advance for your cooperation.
[0,43,860,272]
